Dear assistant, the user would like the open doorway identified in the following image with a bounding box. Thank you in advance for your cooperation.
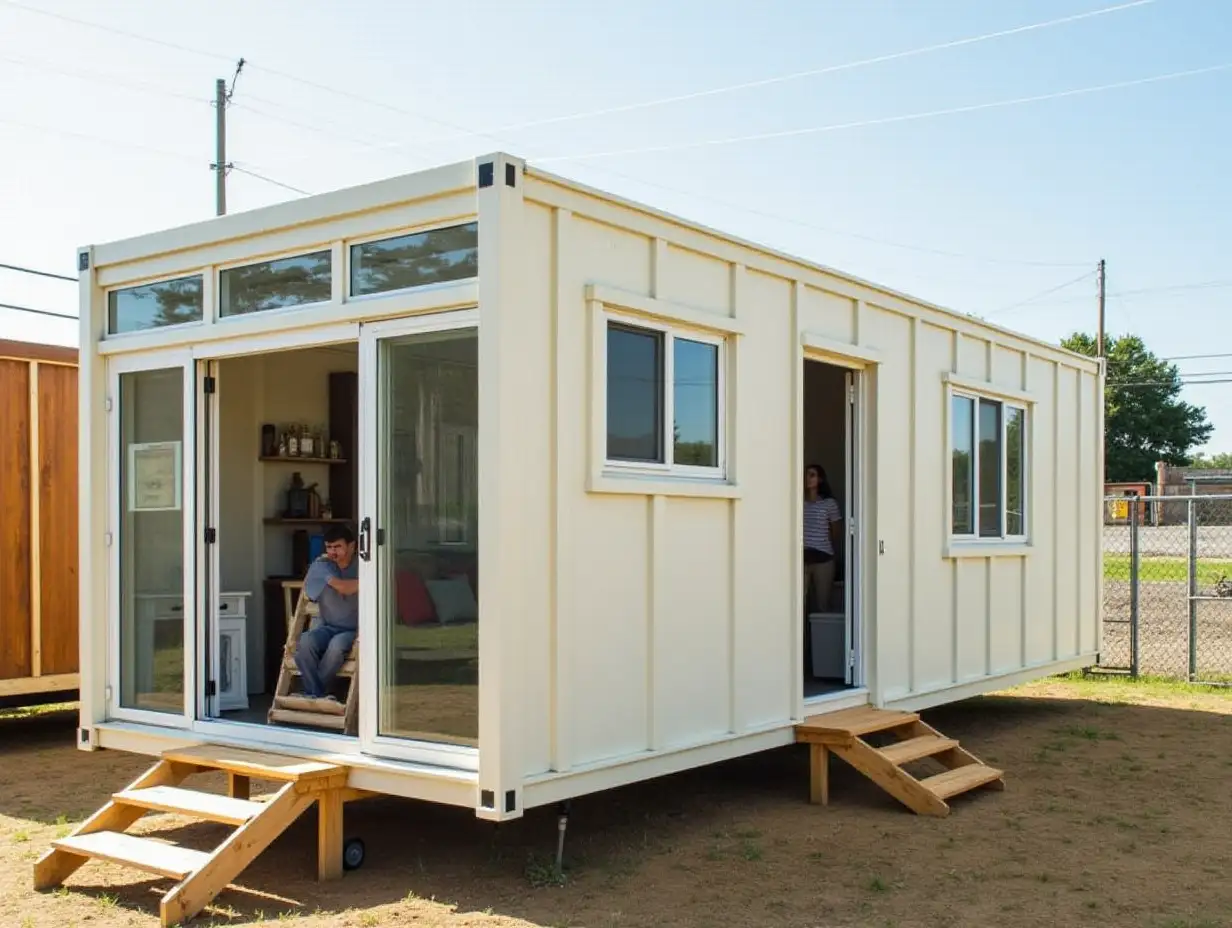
[202,342,361,736]
[802,359,860,700]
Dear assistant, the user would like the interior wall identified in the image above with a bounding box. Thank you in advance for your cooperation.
[217,344,358,695]
[803,361,847,514]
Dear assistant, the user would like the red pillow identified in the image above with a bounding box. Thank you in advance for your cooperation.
[396,570,437,626]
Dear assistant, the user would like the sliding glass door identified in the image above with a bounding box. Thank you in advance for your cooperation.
[359,312,480,764]
[109,350,196,725]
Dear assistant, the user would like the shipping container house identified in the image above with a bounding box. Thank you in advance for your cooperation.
[44,152,1104,923]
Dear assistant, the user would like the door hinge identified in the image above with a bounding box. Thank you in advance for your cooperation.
[104,531,114,547]
[203,376,217,394]
[848,649,856,668]
[104,396,113,412]
[204,526,217,544]
[849,517,856,537]
[848,384,855,404]
[104,685,113,703]
[205,680,217,697]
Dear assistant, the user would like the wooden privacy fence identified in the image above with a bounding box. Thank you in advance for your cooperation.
[0,339,79,702]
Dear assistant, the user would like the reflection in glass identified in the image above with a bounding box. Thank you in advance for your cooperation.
[1006,406,1026,536]
[978,398,1002,538]
[108,276,204,335]
[607,324,663,463]
[220,251,331,317]
[673,338,718,467]
[118,367,185,713]
[378,328,479,744]
[351,222,478,297]
[951,395,974,535]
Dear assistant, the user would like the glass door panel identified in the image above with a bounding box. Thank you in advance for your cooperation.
[117,366,187,714]
[373,325,479,745]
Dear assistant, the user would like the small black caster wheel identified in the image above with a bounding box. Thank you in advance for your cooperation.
[343,837,365,871]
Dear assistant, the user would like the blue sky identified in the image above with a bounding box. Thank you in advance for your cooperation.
[2,0,1230,450]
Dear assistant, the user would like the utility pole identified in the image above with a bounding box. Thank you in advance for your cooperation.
[213,77,227,216]
[1097,258,1107,357]
[211,59,245,217]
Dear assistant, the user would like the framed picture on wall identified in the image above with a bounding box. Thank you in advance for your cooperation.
[128,441,182,512]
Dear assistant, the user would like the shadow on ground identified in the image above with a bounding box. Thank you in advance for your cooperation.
[2,692,1230,927]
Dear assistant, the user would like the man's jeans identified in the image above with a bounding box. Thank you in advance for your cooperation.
[294,622,357,698]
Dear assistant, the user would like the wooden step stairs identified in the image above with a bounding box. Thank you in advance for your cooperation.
[33,744,364,926]
[794,706,1004,816]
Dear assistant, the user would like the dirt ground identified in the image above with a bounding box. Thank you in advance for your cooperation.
[2,676,1231,928]
[1102,578,1232,678]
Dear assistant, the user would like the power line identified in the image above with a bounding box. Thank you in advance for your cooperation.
[0,51,210,105]
[0,115,199,162]
[577,161,1090,268]
[536,61,1232,162]
[436,0,1156,143]
[1162,352,1232,362]
[0,263,76,283]
[0,0,233,62]
[231,165,312,196]
[0,302,76,320]
[987,270,1097,316]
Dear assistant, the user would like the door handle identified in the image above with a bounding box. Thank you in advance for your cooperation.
[358,517,372,562]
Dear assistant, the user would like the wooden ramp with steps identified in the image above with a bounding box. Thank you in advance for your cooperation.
[795,706,1004,816]
[33,744,364,926]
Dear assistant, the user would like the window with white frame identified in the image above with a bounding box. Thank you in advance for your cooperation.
[605,318,723,474]
[950,392,1026,539]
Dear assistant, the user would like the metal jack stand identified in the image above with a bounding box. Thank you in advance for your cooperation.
[554,800,572,878]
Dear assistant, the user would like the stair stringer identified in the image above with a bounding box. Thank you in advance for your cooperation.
[160,781,315,926]
[828,737,953,817]
[33,759,195,891]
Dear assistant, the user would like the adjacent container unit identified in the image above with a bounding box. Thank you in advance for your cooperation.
[1,338,79,703]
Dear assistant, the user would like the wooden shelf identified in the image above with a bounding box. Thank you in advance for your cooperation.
[263,518,351,526]
[259,456,347,465]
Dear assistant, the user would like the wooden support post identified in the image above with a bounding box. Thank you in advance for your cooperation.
[228,774,250,800]
[316,790,343,881]
[809,744,829,805]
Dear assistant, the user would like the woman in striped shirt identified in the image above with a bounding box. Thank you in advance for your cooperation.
[803,464,843,614]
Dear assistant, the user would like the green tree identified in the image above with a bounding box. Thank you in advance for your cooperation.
[1062,332,1212,481]
[1189,451,1232,469]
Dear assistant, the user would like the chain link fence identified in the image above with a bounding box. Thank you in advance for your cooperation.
[1102,494,1232,684]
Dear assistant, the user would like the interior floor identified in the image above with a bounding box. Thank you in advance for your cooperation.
[804,680,850,699]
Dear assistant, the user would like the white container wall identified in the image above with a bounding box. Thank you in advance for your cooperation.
[499,158,1103,808]
[75,152,1102,822]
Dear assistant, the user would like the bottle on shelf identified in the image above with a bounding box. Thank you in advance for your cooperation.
[301,424,315,458]
[288,424,300,457]
[277,428,288,457]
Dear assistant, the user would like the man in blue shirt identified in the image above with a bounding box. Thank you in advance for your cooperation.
[294,524,359,702]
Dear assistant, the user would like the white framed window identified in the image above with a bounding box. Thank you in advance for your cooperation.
[949,390,1027,541]
[603,314,725,478]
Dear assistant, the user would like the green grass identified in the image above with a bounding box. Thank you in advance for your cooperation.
[1031,670,1232,700]
[1103,555,1232,584]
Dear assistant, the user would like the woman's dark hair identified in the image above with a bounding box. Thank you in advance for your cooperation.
[806,464,835,500]
[323,523,356,545]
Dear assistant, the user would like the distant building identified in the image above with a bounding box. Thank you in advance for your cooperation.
[1154,462,1232,525]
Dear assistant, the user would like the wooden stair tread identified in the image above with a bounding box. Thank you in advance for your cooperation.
[267,708,348,730]
[52,831,209,880]
[273,694,347,715]
[880,734,959,766]
[920,764,1003,799]
[796,706,920,741]
[162,745,346,781]
[114,786,265,825]
[282,657,356,676]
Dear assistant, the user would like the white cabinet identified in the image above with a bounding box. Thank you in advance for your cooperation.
[215,592,250,712]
